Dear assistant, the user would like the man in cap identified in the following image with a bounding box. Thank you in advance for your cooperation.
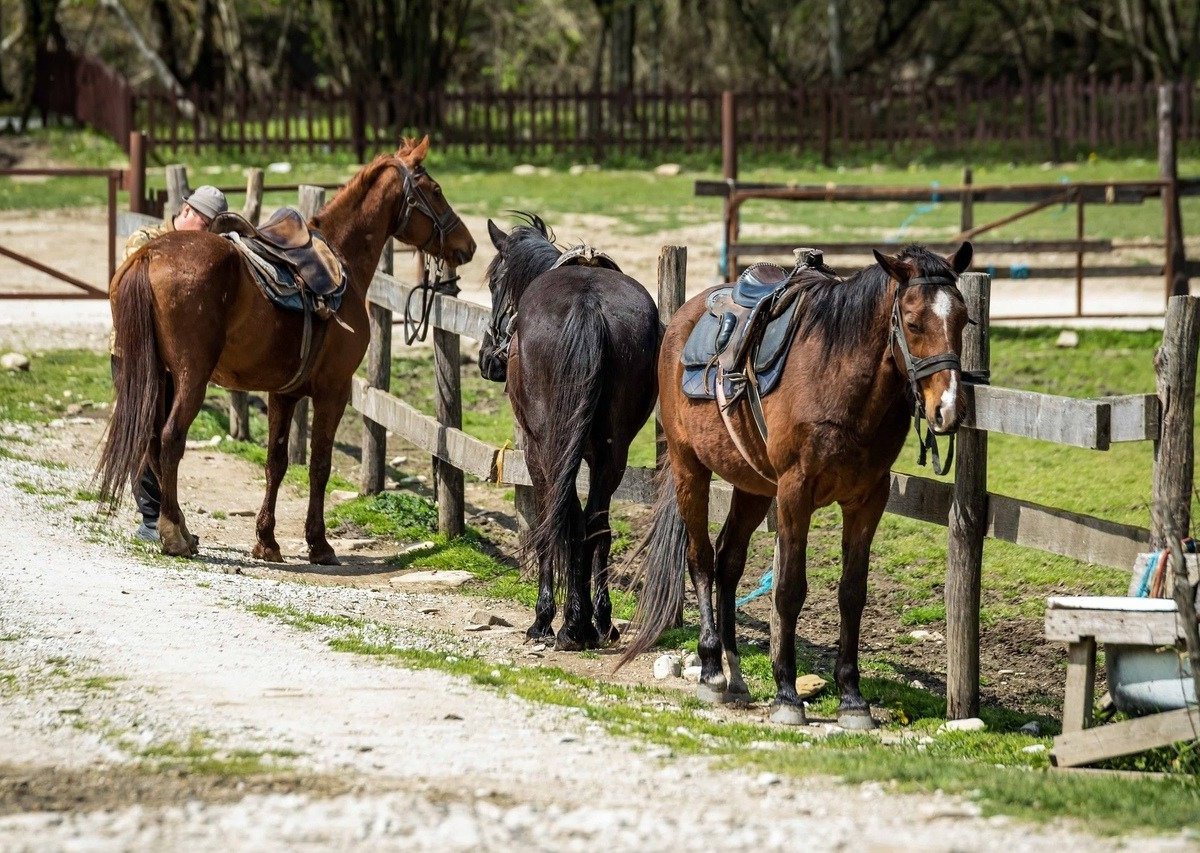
[124,185,229,260]
[116,185,229,543]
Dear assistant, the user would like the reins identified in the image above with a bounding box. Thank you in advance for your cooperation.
[391,162,464,345]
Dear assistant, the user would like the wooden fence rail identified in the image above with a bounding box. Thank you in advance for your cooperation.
[353,267,1192,724]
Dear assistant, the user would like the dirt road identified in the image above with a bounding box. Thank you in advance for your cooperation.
[0,447,1193,851]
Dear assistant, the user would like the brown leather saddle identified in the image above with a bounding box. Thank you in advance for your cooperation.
[210,207,345,298]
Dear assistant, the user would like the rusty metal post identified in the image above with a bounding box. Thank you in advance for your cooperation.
[127,131,146,214]
[107,173,117,282]
[721,90,738,280]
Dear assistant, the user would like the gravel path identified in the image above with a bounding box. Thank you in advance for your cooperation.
[0,455,1192,851]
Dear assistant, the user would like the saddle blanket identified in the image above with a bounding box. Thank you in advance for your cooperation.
[223,231,348,315]
[680,286,801,400]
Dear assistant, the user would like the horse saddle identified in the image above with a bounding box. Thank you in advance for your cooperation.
[681,263,806,401]
[211,207,348,315]
[550,244,622,272]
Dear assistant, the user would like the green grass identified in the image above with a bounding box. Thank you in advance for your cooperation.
[133,731,298,776]
[246,604,1200,835]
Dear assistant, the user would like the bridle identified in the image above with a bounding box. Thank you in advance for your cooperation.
[484,271,517,364]
[889,272,966,476]
[392,161,464,345]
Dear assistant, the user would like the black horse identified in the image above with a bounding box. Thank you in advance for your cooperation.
[479,214,659,650]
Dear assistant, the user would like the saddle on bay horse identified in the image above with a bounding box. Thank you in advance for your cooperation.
[210,207,350,394]
[681,249,840,482]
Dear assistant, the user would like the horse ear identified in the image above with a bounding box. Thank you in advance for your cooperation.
[487,219,508,251]
[947,241,973,274]
[411,135,430,164]
[872,249,912,284]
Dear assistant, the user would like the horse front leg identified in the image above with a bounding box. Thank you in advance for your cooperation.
[769,471,814,725]
[304,388,351,566]
[672,452,723,699]
[525,464,556,642]
[155,374,208,558]
[834,476,889,730]
[252,393,299,562]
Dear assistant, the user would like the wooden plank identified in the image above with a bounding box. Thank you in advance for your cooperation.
[1061,638,1096,733]
[696,179,1157,204]
[352,380,496,480]
[946,271,990,720]
[988,494,1148,569]
[963,385,1112,449]
[1052,707,1200,768]
[887,471,953,525]
[1044,607,1184,645]
[368,272,492,341]
[1103,394,1160,442]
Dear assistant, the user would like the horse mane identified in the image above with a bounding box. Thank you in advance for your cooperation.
[485,212,563,302]
[796,244,958,360]
[309,154,395,229]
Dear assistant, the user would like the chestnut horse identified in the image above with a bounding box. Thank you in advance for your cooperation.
[479,215,659,650]
[621,244,972,728]
[97,137,476,564]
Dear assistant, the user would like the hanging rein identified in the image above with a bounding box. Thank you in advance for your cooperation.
[392,162,464,345]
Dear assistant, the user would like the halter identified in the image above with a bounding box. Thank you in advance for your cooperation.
[392,162,464,254]
[890,273,963,476]
[391,162,464,345]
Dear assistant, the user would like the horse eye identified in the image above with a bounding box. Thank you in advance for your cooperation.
[906,322,921,334]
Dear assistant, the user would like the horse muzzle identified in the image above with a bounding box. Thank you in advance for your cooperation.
[925,371,963,434]
[479,346,508,382]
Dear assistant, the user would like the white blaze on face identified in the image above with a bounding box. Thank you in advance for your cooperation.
[931,289,958,428]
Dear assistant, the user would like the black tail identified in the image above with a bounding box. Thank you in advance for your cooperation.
[96,254,163,506]
[526,292,609,602]
[616,458,689,668]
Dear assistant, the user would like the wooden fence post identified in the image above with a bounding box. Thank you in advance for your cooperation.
[288,184,326,465]
[433,265,465,538]
[721,90,738,280]
[1159,82,1189,300]
[164,164,188,217]
[1150,295,1200,550]
[227,167,266,442]
[959,166,973,234]
[127,131,146,214]
[946,271,990,720]
[656,246,687,460]
[361,239,394,494]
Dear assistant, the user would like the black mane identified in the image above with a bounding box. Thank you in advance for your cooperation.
[796,244,958,360]
[485,212,562,306]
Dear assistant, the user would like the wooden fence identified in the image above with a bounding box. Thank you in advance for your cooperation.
[33,51,134,152]
[353,246,1195,719]
[130,79,1200,162]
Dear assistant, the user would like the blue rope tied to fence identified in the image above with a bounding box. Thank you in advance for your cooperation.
[889,181,941,243]
[736,568,773,608]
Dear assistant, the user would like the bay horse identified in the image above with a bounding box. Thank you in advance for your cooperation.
[621,244,972,728]
[97,137,476,564]
[478,215,659,650]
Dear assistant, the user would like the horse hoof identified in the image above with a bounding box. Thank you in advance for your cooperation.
[310,550,340,566]
[526,624,554,642]
[837,710,878,731]
[697,682,734,704]
[554,625,600,652]
[597,622,620,645]
[724,686,753,707]
[252,543,284,563]
[770,703,807,726]
[160,541,195,559]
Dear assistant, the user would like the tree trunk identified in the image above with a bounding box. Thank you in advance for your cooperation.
[827,0,844,81]
[609,0,635,90]
[1159,81,1189,297]
[98,0,196,118]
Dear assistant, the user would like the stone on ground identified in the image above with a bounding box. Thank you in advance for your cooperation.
[939,717,987,733]
[796,673,828,698]
[1055,330,1079,348]
[653,654,681,679]
[390,570,475,589]
[470,609,512,628]
[1,352,30,371]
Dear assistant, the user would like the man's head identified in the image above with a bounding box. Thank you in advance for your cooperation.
[174,185,228,231]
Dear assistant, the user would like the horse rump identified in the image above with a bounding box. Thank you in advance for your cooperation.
[616,458,689,668]
[96,254,163,507]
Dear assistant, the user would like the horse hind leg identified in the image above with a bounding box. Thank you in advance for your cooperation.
[768,471,814,725]
[303,388,351,566]
[155,373,209,558]
[553,495,600,652]
[713,487,773,702]
[524,464,556,642]
[585,447,626,645]
[252,393,299,563]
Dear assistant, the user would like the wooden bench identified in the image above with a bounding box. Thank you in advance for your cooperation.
[1045,596,1198,768]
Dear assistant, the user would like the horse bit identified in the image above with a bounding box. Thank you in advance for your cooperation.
[890,273,984,476]
[393,162,463,345]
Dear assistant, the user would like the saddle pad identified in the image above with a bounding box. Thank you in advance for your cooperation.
[225,233,347,315]
[680,290,801,401]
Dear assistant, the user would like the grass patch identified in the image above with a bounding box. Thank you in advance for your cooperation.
[134,731,298,776]
[247,605,1200,835]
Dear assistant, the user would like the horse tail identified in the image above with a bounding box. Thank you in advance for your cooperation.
[616,457,689,669]
[96,254,163,506]
[527,291,609,602]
